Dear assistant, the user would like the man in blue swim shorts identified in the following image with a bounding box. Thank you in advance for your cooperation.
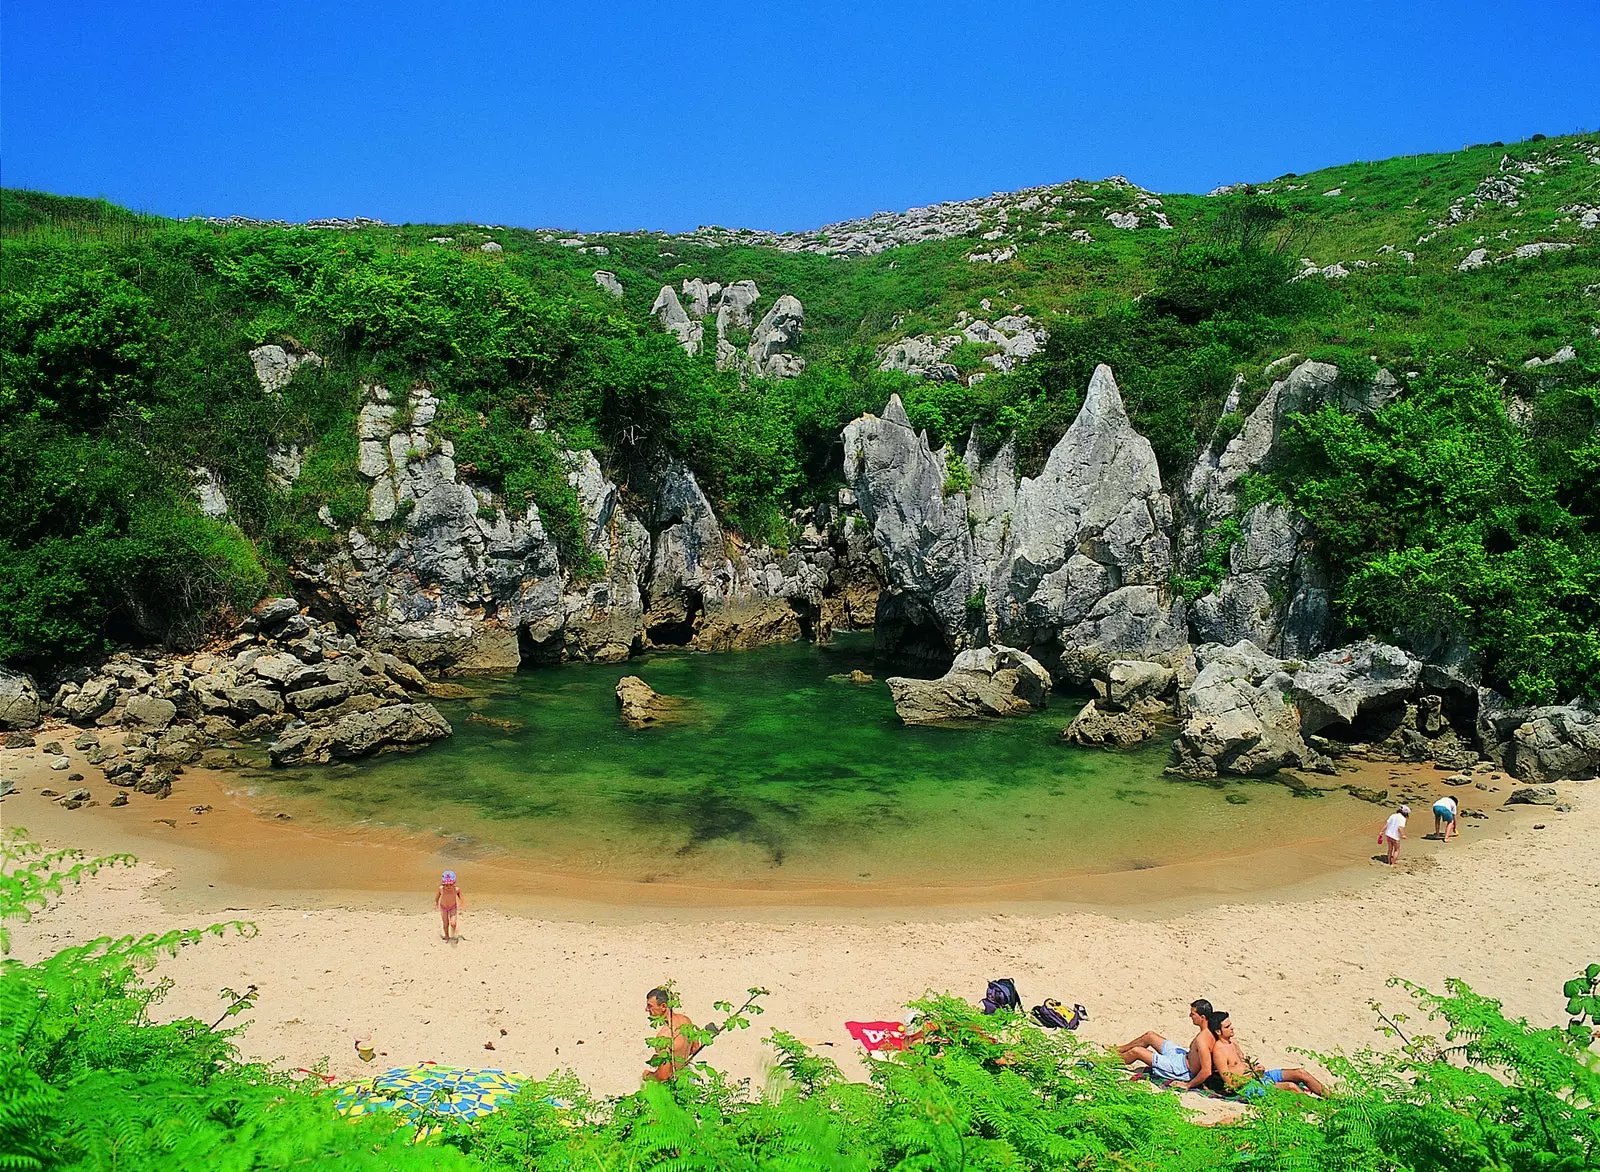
[1116,999,1216,1089]
[1205,1012,1328,1097]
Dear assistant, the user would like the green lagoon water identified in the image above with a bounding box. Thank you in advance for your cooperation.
[257,635,1361,893]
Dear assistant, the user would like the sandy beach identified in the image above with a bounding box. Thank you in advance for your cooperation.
[5,730,1595,1105]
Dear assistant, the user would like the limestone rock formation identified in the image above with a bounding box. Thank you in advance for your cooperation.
[886,646,1051,724]
[746,294,806,378]
[1170,641,1328,778]
[593,271,624,298]
[650,285,703,355]
[615,676,684,728]
[1180,360,1400,655]
[844,365,1187,678]
[1191,503,1330,658]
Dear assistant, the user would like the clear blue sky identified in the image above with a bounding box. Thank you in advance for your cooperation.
[4,1,1597,233]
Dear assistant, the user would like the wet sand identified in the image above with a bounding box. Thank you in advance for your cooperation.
[7,728,1594,1110]
[1,730,1507,918]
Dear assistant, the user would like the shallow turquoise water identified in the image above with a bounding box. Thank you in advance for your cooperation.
[259,635,1355,890]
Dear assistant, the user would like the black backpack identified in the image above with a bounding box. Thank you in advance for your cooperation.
[980,978,1021,1015]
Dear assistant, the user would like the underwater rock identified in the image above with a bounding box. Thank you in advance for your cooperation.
[615,676,685,728]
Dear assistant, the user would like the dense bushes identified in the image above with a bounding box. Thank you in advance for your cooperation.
[4,832,1598,1171]
[1276,363,1600,703]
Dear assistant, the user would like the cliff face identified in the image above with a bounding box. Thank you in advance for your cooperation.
[844,364,1187,680]
[289,382,881,675]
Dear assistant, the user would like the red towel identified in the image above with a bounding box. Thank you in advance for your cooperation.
[845,1021,907,1052]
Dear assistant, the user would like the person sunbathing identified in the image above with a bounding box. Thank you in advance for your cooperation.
[642,987,703,1081]
[1116,998,1216,1090]
[1202,1011,1328,1098]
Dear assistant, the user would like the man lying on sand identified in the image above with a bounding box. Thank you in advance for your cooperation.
[1203,1011,1328,1098]
[642,987,702,1081]
[1116,998,1215,1090]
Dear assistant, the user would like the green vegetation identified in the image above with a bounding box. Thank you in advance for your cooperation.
[1,134,1598,701]
[5,830,1598,1170]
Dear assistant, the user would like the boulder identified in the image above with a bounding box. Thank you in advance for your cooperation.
[1103,660,1176,710]
[0,667,41,730]
[1506,704,1600,782]
[650,285,702,355]
[122,693,178,731]
[593,270,624,298]
[1061,698,1155,747]
[886,646,1051,724]
[1291,640,1423,734]
[267,702,453,766]
[615,676,685,728]
[254,596,302,630]
[1506,785,1559,806]
[1170,641,1327,778]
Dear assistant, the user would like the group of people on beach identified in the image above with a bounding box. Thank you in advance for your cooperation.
[1379,794,1460,865]
[1116,998,1327,1098]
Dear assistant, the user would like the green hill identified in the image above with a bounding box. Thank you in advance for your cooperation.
[2,133,1597,699]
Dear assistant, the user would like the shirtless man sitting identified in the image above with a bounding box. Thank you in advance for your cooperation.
[642,987,703,1082]
[1203,1011,1328,1098]
[1116,998,1216,1090]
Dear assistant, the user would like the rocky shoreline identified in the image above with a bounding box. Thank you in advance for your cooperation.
[2,353,1597,798]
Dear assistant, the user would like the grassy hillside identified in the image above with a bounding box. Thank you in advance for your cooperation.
[2,134,1597,698]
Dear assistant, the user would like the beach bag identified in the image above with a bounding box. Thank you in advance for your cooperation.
[980,978,1021,1015]
[1031,999,1088,1030]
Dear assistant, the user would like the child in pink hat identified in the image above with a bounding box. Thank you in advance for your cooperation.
[435,870,464,941]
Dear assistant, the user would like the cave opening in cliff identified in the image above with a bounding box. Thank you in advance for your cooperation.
[646,591,702,647]
[518,626,564,668]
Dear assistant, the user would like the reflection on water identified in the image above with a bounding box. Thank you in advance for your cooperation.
[254,634,1358,888]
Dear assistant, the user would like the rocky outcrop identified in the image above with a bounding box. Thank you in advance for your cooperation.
[268,702,452,765]
[1505,704,1600,782]
[647,279,807,378]
[844,365,1187,679]
[249,343,323,394]
[886,646,1051,724]
[1291,640,1423,734]
[641,463,831,652]
[1170,641,1328,778]
[0,667,41,730]
[747,295,805,378]
[877,311,1049,384]
[615,676,685,728]
[1180,360,1399,656]
[1190,502,1330,659]
[593,271,624,298]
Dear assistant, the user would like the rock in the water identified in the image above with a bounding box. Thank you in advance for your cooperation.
[1505,785,1559,806]
[1507,704,1600,782]
[615,676,684,728]
[1103,660,1177,710]
[1061,698,1154,747]
[1291,640,1422,734]
[829,669,874,684]
[1170,640,1327,778]
[886,646,1051,724]
[267,703,453,766]
[0,667,41,730]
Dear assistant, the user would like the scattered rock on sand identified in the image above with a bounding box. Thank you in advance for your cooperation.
[268,703,453,766]
[1506,785,1559,806]
[109,792,128,807]
[886,646,1051,724]
[49,756,70,771]
[615,676,685,728]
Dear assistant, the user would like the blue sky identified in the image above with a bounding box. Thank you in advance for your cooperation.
[4,1,1597,233]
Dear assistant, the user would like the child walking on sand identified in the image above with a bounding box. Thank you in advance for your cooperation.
[435,870,464,940]
[1379,805,1409,865]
